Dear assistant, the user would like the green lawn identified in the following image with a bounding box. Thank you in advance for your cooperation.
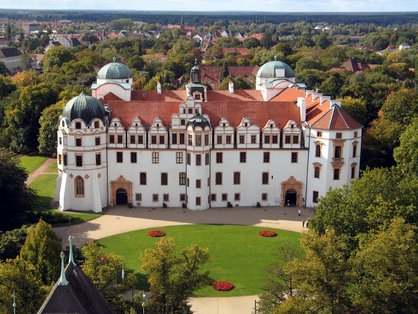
[98,225,301,297]
[19,155,47,174]
[45,160,57,173]
[29,173,100,225]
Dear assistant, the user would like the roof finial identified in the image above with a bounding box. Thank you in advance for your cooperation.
[58,252,69,286]
[68,235,75,266]
[194,58,198,66]
[274,55,277,61]
[81,81,86,94]
[113,56,117,63]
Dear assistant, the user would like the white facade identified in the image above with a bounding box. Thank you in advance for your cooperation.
[56,60,362,212]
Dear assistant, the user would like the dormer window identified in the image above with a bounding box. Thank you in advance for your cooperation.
[94,121,100,128]
[188,108,193,114]
[61,121,65,127]
[114,123,117,127]
[75,122,81,129]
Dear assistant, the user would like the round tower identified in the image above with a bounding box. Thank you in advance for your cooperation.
[56,92,108,212]
[186,113,211,210]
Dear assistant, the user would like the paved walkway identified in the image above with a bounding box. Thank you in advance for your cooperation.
[55,206,314,314]
[25,158,55,185]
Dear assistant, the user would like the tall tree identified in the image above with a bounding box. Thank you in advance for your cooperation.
[141,238,211,314]
[42,46,73,72]
[38,100,66,156]
[20,220,61,285]
[394,117,418,175]
[0,149,36,230]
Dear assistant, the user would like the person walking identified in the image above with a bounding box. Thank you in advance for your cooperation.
[298,209,301,216]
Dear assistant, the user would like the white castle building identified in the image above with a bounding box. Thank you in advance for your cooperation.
[56,59,362,212]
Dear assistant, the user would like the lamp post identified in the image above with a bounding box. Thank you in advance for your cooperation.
[142,290,146,314]
[12,291,16,314]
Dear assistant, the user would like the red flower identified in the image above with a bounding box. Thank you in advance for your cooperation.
[148,230,166,237]
[259,230,277,237]
[213,281,234,291]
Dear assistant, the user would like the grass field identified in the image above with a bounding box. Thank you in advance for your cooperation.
[98,225,301,297]
[19,155,47,174]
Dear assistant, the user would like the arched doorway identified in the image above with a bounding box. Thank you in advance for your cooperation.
[285,189,297,207]
[116,188,128,205]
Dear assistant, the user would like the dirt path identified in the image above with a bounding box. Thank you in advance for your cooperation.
[25,158,55,185]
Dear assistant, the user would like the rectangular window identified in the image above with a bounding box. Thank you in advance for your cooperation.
[95,137,100,146]
[179,172,186,185]
[117,135,123,143]
[140,172,147,185]
[313,191,319,203]
[96,153,101,166]
[116,152,123,163]
[353,145,357,158]
[188,134,192,146]
[180,119,185,126]
[161,173,168,185]
[196,135,201,146]
[314,166,320,178]
[226,135,232,144]
[215,172,223,185]
[59,137,62,145]
[351,166,356,179]
[172,133,177,145]
[152,152,159,164]
[262,193,268,201]
[151,135,157,145]
[196,197,201,206]
[263,152,270,163]
[217,135,222,144]
[58,154,62,165]
[317,131,322,137]
[333,168,340,180]
[187,178,190,187]
[233,172,241,185]
[138,135,144,144]
[76,155,83,167]
[176,152,183,164]
[222,193,228,201]
[291,152,298,163]
[354,131,358,138]
[285,135,291,144]
[251,135,257,144]
[239,135,245,144]
[240,152,246,163]
[216,152,223,163]
[163,194,169,202]
[76,138,82,146]
[334,146,342,159]
[136,193,142,201]
[336,132,342,139]
[293,135,299,144]
[234,193,240,201]
[179,133,185,144]
[196,179,201,188]
[264,135,270,144]
[131,152,137,163]
[63,154,67,166]
[272,135,278,144]
[110,135,115,143]
[180,194,186,202]
[153,194,159,202]
[187,153,191,165]
[211,194,216,201]
[315,145,321,157]
[159,135,165,145]
[130,135,135,144]
[205,134,209,146]
[262,172,269,185]
[196,154,201,166]
[205,153,209,165]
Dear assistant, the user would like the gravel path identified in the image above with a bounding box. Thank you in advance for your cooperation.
[25,158,55,185]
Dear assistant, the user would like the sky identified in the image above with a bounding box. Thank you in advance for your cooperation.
[0,0,417,12]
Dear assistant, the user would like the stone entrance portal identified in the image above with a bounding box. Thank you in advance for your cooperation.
[110,176,132,206]
[281,176,303,207]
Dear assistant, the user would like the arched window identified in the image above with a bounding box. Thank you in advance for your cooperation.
[74,176,85,197]
[315,144,321,157]
[94,121,100,128]
[353,144,357,157]
[75,122,81,129]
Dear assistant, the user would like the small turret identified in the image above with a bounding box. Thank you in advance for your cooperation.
[190,59,201,84]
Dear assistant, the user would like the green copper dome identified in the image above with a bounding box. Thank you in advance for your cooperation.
[187,113,211,129]
[257,60,294,78]
[62,92,105,125]
[97,59,132,80]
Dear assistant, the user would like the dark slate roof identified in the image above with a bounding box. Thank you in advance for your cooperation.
[187,113,211,129]
[0,47,21,58]
[37,263,114,314]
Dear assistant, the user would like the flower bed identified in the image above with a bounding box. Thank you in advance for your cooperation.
[258,230,277,237]
[147,230,166,237]
[213,281,234,291]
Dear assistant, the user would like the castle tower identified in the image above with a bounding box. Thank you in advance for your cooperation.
[56,92,108,212]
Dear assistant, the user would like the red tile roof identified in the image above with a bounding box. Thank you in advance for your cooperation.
[228,66,259,77]
[309,104,362,130]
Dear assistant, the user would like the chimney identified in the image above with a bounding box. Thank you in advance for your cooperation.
[297,97,306,122]
[228,81,234,94]
[157,81,162,94]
